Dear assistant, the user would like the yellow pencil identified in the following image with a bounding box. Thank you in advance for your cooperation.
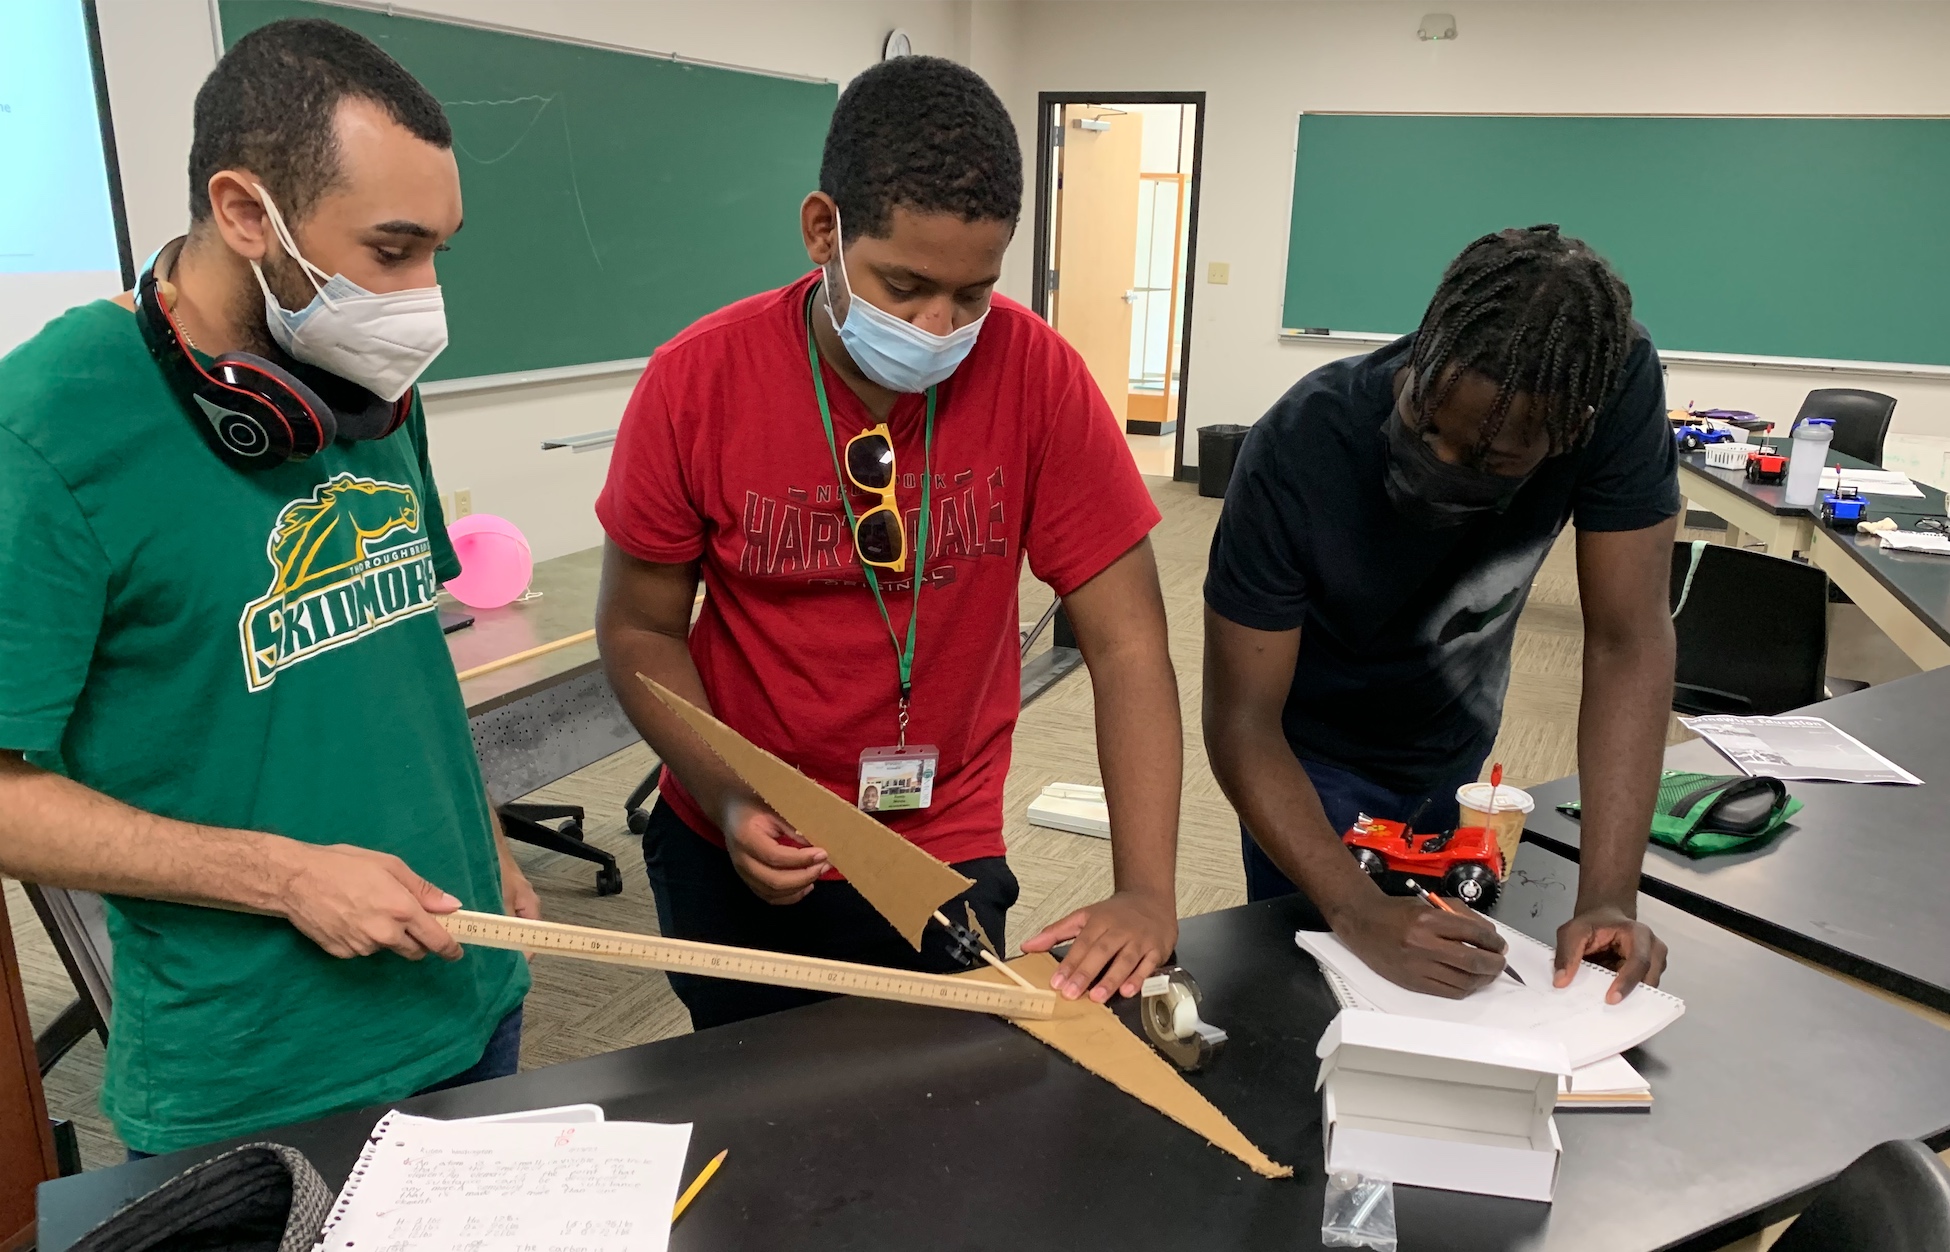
[671,1148,728,1223]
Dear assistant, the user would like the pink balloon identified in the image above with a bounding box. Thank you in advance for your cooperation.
[445,513,533,609]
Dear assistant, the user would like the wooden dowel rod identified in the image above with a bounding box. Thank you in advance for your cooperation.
[932,908,1038,991]
[455,629,596,682]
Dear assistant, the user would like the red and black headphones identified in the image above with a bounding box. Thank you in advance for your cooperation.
[135,237,410,470]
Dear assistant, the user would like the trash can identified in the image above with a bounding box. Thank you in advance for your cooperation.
[1197,424,1251,499]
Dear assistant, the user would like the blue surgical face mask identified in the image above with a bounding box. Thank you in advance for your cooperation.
[824,208,986,392]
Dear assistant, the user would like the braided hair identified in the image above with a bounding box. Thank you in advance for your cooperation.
[1406,225,1633,459]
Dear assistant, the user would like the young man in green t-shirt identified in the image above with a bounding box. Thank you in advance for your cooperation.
[0,19,533,1156]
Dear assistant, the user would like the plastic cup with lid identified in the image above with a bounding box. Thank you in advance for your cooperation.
[1456,780,1535,879]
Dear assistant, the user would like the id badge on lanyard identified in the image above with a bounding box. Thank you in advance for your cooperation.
[858,744,940,812]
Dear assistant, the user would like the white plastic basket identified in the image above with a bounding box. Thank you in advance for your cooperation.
[1704,443,1749,469]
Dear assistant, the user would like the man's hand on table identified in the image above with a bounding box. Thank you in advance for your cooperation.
[722,795,827,905]
[275,843,464,961]
[1021,890,1178,1003]
[1555,903,1667,1003]
[1334,892,1509,999]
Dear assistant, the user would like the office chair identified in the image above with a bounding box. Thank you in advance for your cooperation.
[22,885,113,1075]
[501,801,622,896]
[1791,389,1898,467]
[623,773,660,837]
[1669,541,1864,716]
[1772,1139,1950,1252]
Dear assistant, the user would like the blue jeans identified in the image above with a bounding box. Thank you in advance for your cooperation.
[1241,755,1486,915]
[413,1006,524,1094]
[126,1007,523,1161]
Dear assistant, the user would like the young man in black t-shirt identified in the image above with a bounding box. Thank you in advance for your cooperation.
[1204,226,1677,1003]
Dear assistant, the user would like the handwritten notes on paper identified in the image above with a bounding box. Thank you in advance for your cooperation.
[317,1112,693,1252]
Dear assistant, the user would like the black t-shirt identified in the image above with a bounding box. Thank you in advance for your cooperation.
[1203,329,1679,792]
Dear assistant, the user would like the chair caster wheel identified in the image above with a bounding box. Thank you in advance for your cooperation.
[626,808,650,836]
[559,819,584,841]
[596,866,624,896]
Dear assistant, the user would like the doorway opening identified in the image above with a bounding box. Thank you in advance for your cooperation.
[1032,92,1205,481]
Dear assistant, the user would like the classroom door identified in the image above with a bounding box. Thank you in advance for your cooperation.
[1051,107,1143,413]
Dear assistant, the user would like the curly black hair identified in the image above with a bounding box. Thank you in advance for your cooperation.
[819,56,1022,239]
[1407,225,1634,457]
[189,18,451,223]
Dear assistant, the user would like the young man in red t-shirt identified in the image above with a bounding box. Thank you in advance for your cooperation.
[595,57,1181,1030]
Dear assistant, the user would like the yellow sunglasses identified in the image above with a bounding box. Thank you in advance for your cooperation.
[843,423,910,571]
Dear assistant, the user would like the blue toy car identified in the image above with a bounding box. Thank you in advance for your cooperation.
[1822,486,1868,532]
[1674,424,1738,452]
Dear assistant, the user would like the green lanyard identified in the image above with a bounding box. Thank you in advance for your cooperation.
[805,293,934,741]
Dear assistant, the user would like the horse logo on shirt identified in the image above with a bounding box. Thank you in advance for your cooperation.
[237,473,441,691]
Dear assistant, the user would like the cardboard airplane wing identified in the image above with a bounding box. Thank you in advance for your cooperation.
[639,675,973,949]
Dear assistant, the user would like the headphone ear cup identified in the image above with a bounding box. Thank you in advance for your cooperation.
[184,383,299,469]
[217,354,335,458]
[379,394,413,440]
[281,358,403,444]
[324,390,399,443]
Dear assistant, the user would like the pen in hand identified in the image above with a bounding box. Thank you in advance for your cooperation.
[1405,877,1525,986]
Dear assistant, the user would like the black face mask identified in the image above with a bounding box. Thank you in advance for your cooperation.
[1382,410,1533,529]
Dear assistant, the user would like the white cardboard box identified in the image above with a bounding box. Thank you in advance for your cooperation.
[1025,783,1110,838]
[1316,1009,1571,1203]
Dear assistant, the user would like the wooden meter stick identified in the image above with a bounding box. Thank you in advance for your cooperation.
[440,911,1057,1020]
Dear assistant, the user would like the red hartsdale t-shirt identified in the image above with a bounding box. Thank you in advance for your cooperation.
[596,272,1160,865]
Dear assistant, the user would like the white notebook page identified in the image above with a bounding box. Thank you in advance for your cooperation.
[318,1111,693,1252]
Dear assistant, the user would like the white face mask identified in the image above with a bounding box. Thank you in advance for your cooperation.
[249,185,449,402]
[824,207,986,393]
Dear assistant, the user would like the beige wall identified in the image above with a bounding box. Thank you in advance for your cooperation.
[93,0,1022,559]
[1005,0,1950,471]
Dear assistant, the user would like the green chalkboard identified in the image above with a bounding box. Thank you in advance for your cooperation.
[1281,114,1950,366]
[220,2,836,382]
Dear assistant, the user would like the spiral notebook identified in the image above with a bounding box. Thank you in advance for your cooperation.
[1557,1053,1655,1111]
[316,1110,693,1252]
[1296,919,1684,1070]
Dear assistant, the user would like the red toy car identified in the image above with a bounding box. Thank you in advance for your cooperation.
[1745,449,1789,484]
[1343,813,1504,909]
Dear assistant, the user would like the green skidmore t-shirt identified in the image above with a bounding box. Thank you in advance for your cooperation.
[0,300,528,1154]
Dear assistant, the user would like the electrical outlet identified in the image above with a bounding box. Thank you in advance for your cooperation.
[451,489,472,519]
[1207,261,1231,285]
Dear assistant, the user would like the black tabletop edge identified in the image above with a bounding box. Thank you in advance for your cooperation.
[1818,529,1950,647]
[1679,455,1804,519]
[1677,441,1949,525]
[1521,828,1950,1016]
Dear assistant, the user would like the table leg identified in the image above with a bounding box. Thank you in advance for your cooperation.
[1765,523,1802,558]
[1809,528,1950,671]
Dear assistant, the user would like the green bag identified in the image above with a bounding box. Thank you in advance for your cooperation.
[1555,770,1801,858]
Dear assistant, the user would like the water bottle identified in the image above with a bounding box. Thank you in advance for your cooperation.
[1783,418,1834,508]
